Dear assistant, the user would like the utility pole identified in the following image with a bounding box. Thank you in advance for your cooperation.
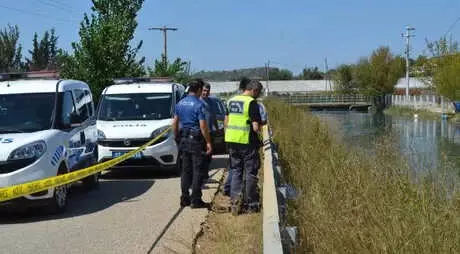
[265,60,270,96]
[186,61,191,76]
[324,57,329,92]
[402,26,415,98]
[148,26,178,65]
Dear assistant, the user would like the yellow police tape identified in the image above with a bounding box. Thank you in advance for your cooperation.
[0,126,172,203]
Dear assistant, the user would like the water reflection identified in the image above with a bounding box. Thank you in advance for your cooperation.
[313,111,460,185]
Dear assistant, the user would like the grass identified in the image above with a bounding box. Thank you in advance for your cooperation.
[384,105,453,120]
[194,158,264,254]
[194,192,262,254]
[265,97,460,253]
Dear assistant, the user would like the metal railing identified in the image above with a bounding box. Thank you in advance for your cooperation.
[276,94,371,104]
[262,125,297,253]
[390,94,455,113]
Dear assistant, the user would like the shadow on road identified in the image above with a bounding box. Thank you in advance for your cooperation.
[0,156,227,223]
[209,156,228,171]
[145,156,227,253]
[0,177,156,224]
[102,166,179,180]
[146,206,185,254]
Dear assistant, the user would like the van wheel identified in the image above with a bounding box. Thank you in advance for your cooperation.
[46,164,69,214]
[83,151,100,190]
[82,173,100,190]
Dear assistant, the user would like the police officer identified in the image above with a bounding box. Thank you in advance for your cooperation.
[172,79,212,208]
[200,82,218,186]
[257,101,268,126]
[223,77,266,196]
[224,79,263,215]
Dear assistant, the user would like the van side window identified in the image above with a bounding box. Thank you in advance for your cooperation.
[61,91,76,127]
[73,89,91,121]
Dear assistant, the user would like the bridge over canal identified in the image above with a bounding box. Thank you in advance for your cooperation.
[275,94,373,111]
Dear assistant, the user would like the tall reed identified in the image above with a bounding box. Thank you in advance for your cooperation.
[265,98,460,253]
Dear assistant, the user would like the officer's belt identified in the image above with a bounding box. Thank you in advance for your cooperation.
[179,128,203,140]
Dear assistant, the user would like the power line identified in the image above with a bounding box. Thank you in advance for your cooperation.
[47,0,74,10]
[444,16,460,37]
[0,3,78,24]
[34,0,77,14]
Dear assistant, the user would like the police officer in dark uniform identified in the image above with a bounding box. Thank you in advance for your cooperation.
[172,79,212,208]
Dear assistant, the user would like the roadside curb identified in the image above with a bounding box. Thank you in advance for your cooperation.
[191,167,226,253]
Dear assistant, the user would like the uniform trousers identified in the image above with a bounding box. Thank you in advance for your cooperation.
[179,130,206,204]
[228,146,260,210]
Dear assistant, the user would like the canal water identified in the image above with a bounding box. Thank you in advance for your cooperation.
[313,111,460,185]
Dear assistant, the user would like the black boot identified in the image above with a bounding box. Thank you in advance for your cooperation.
[180,196,191,207]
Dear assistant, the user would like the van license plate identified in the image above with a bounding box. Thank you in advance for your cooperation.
[112,151,143,159]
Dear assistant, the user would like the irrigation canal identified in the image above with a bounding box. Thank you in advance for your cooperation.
[314,110,460,188]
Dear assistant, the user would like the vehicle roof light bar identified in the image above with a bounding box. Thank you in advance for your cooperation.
[0,71,60,81]
[112,77,174,84]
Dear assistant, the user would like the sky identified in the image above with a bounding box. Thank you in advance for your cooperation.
[1,0,460,74]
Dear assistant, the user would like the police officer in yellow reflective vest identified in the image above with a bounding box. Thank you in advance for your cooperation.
[224,80,263,215]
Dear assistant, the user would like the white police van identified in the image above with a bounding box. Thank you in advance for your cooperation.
[0,71,98,213]
[96,78,185,174]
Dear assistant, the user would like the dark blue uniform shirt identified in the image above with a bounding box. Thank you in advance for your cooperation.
[201,97,218,132]
[175,95,206,132]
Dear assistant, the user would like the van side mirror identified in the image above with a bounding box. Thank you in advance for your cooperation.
[70,113,83,127]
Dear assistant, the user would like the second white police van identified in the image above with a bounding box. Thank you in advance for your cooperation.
[0,71,99,213]
[96,78,185,174]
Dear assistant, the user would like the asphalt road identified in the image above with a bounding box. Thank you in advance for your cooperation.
[0,156,227,254]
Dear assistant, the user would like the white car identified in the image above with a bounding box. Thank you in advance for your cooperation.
[0,72,99,213]
[96,78,185,174]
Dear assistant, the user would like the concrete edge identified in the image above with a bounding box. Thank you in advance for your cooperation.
[262,125,284,254]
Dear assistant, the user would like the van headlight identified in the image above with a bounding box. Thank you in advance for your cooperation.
[8,141,47,161]
[97,129,106,139]
[151,126,172,139]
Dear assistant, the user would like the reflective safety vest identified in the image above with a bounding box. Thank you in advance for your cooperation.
[225,94,255,144]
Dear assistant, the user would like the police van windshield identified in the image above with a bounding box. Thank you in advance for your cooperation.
[0,93,55,133]
[98,93,172,121]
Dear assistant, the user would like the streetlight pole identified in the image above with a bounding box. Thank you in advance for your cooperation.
[402,26,415,98]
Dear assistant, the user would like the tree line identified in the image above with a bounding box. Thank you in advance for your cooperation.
[332,37,460,101]
[0,0,189,101]
[192,66,327,81]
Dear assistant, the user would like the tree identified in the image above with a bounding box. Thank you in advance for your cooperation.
[148,53,190,83]
[332,64,357,94]
[269,68,293,80]
[432,53,460,100]
[412,55,432,77]
[0,24,23,72]
[354,46,405,97]
[59,0,146,100]
[301,66,324,80]
[26,29,59,71]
